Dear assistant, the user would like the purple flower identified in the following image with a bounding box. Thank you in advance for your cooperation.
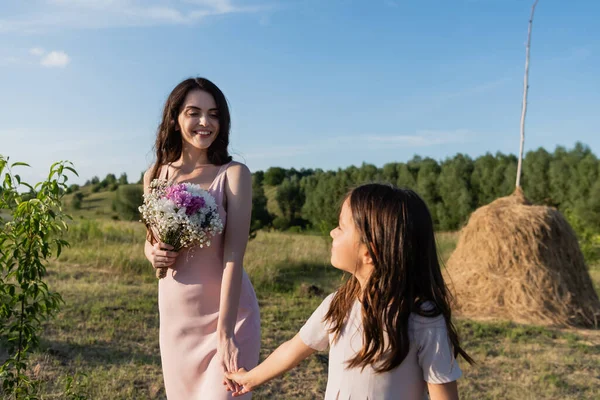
[165,184,205,215]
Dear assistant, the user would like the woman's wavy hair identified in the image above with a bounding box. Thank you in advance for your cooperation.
[148,77,232,181]
[324,183,473,373]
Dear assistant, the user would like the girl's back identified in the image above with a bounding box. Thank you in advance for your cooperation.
[300,294,462,400]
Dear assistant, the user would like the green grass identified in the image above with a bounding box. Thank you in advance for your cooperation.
[62,185,134,221]
[2,221,600,399]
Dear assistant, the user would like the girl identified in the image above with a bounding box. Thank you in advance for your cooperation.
[143,77,260,399]
[226,184,472,399]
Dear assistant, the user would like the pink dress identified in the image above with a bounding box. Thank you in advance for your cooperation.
[157,162,261,399]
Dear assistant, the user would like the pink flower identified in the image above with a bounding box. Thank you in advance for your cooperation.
[165,184,205,215]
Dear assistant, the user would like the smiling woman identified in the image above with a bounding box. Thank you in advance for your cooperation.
[142,77,261,399]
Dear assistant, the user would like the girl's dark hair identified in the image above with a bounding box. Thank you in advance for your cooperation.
[149,77,232,181]
[324,183,473,372]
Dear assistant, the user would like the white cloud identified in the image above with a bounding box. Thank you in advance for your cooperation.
[364,130,472,147]
[29,47,46,56]
[40,51,70,68]
[244,130,473,160]
[0,0,268,33]
[0,56,23,66]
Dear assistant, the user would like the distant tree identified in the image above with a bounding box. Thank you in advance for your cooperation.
[357,163,380,182]
[436,154,474,230]
[66,183,80,194]
[264,167,286,186]
[522,147,551,204]
[253,170,265,186]
[118,173,128,185]
[471,153,499,206]
[71,192,84,209]
[90,176,100,185]
[382,163,399,183]
[250,174,272,238]
[104,173,117,185]
[276,177,305,226]
[415,157,441,214]
[113,185,144,221]
[302,171,351,231]
[497,153,518,197]
[548,146,572,207]
[396,163,416,189]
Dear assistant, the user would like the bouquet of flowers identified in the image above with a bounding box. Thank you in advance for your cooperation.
[139,179,224,279]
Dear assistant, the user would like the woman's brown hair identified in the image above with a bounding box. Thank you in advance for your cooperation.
[145,77,232,245]
[149,77,232,181]
[324,183,473,372]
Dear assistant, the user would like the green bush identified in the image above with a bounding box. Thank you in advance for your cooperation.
[113,184,144,221]
[71,192,84,210]
[66,184,80,194]
[272,216,290,231]
[0,156,76,397]
[564,208,600,264]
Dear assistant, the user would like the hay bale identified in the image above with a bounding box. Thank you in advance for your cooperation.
[446,188,600,327]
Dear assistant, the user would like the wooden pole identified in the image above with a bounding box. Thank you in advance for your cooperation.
[516,0,539,189]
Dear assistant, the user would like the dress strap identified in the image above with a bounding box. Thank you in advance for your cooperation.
[210,162,231,190]
[209,162,233,209]
[159,163,171,181]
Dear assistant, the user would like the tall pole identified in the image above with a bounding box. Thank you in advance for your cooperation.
[516,0,539,189]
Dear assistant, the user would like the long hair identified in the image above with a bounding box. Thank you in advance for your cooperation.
[145,78,232,245]
[324,183,473,373]
[149,77,232,181]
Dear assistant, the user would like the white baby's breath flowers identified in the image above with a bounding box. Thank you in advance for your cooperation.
[139,179,225,278]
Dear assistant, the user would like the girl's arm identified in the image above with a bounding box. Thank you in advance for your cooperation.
[217,164,252,375]
[427,381,459,400]
[226,334,316,396]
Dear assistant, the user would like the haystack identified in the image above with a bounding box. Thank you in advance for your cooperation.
[446,188,600,327]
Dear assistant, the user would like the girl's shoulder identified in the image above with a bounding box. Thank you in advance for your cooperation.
[408,301,446,330]
[319,292,337,309]
[311,292,337,318]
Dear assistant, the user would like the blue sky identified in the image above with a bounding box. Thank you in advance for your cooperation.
[1,0,598,186]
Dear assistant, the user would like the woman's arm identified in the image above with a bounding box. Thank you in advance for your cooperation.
[217,163,252,371]
[226,334,316,396]
[143,167,177,268]
[427,381,459,400]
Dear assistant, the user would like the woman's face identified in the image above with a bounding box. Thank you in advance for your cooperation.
[177,89,220,151]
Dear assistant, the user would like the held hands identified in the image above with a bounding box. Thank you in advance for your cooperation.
[218,336,242,393]
[224,368,253,397]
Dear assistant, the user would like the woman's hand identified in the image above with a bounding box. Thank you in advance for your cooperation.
[218,336,241,393]
[149,242,178,269]
[224,368,254,397]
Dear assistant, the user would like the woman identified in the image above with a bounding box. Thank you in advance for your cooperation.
[143,77,260,399]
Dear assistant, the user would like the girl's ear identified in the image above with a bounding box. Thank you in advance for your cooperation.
[359,244,374,266]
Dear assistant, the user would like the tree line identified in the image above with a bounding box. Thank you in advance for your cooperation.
[251,143,600,238]
[68,143,599,254]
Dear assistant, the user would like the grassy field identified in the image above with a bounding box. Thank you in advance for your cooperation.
[2,187,600,399]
